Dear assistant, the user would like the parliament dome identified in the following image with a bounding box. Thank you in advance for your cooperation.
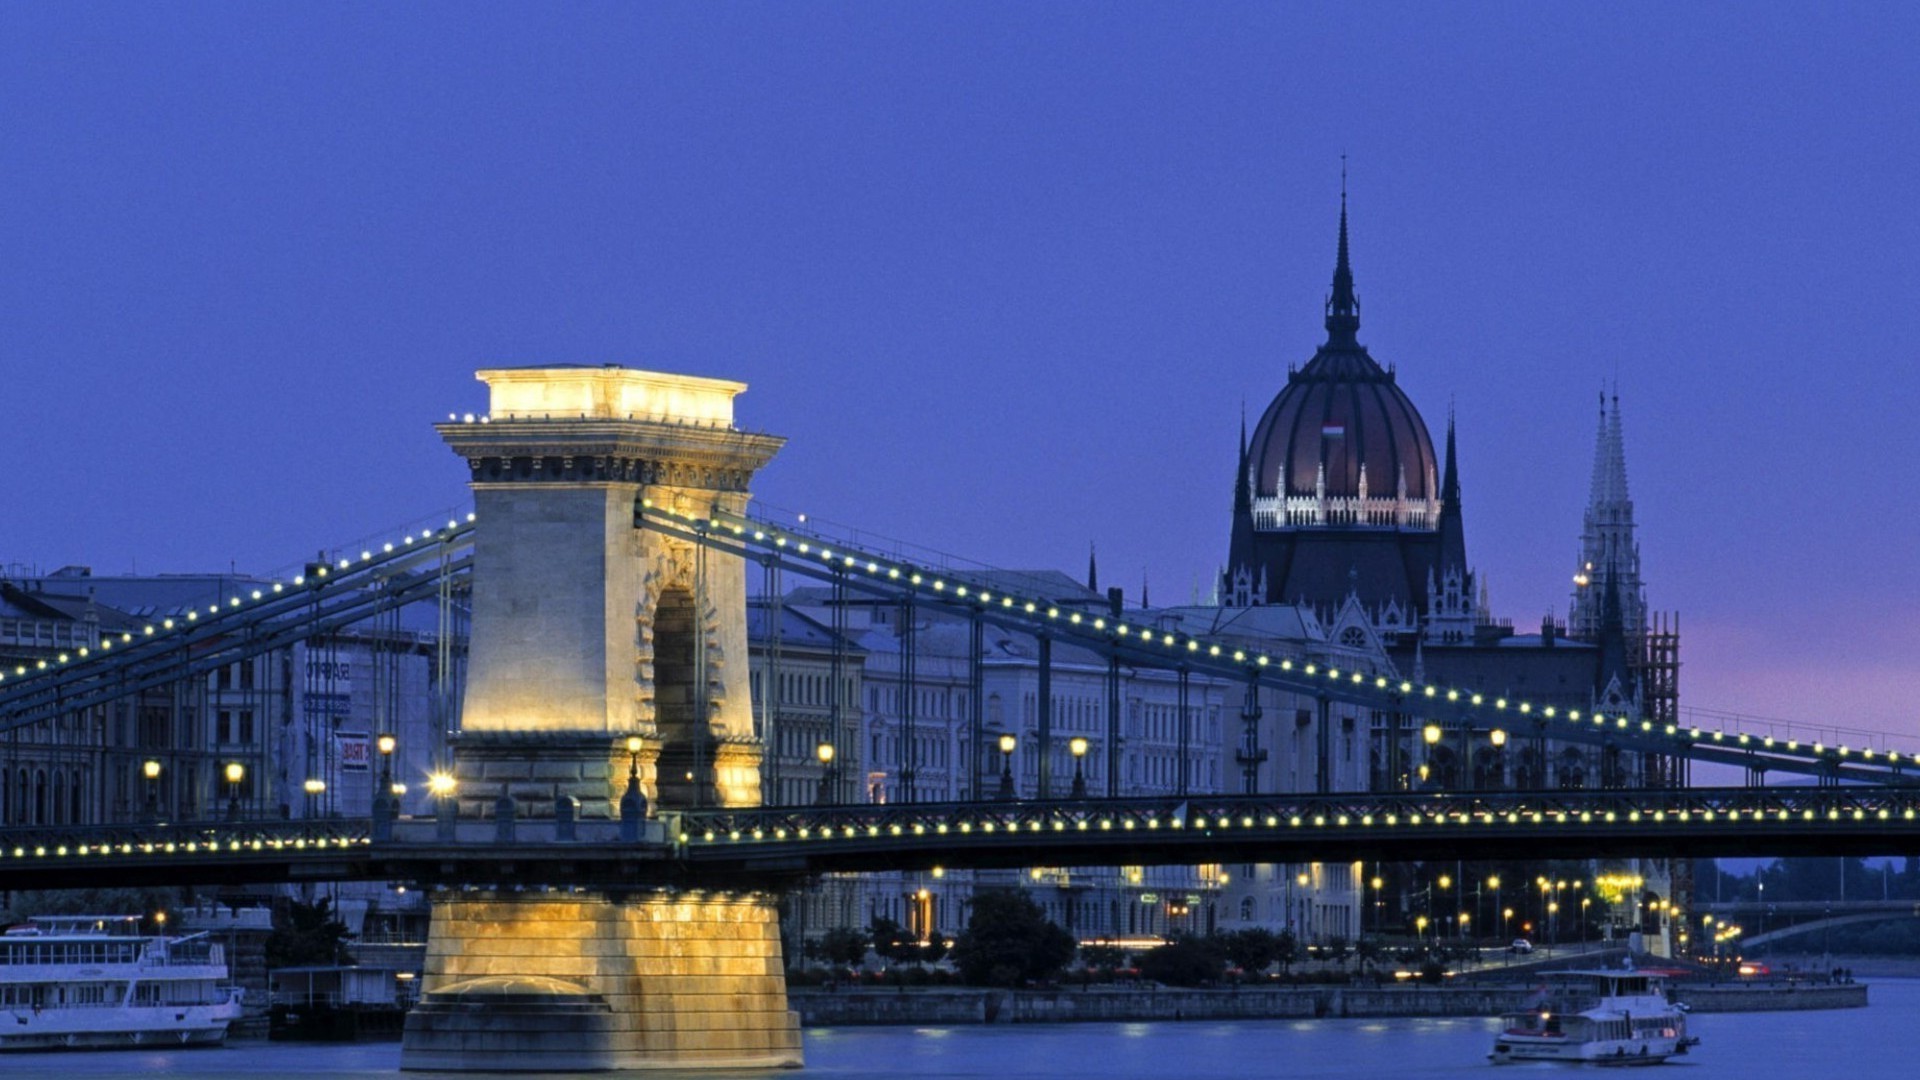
[1246,205,1438,508]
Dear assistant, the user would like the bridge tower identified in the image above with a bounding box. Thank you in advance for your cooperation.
[402,365,798,1071]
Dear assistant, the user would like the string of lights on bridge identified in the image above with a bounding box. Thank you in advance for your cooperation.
[674,794,1920,849]
[0,513,476,684]
[2,787,1920,874]
[638,498,1920,779]
[4,483,1907,781]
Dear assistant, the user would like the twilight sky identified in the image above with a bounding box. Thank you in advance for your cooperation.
[4,3,1917,743]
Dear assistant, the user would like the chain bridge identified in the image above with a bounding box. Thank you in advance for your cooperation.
[2,364,1915,1070]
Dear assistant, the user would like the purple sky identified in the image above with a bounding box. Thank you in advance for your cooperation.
[4,4,1917,742]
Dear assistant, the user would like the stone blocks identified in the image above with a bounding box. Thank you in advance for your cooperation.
[402,888,802,1072]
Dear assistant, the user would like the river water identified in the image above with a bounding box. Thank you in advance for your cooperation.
[10,979,1913,1079]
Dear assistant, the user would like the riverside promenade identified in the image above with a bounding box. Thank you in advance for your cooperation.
[794,966,1867,1027]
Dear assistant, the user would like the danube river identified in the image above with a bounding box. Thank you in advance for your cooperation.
[9,980,1912,1079]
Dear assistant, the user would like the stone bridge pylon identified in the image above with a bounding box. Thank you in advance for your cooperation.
[401,365,798,1071]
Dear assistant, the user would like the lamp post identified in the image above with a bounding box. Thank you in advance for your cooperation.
[1069,736,1089,799]
[142,760,161,824]
[1489,875,1502,940]
[224,762,245,821]
[997,733,1017,801]
[1422,723,1442,788]
[429,771,457,840]
[303,777,326,818]
[1489,728,1507,788]
[1296,870,1311,943]
[1369,874,1384,935]
[377,733,397,804]
[620,734,648,838]
[815,742,836,805]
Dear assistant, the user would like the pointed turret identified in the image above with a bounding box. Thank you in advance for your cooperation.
[1435,411,1467,574]
[1593,563,1639,710]
[1324,192,1362,349]
[1087,543,1099,593]
[1570,391,1645,642]
[1233,411,1252,515]
[1225,418,1259,605]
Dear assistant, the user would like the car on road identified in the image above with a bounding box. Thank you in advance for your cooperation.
[1510,938,1534,954]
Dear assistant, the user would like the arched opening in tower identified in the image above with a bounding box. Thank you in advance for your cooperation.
[650,585,709,808]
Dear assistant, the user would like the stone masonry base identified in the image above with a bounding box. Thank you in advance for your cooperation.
[401,888,801,1072]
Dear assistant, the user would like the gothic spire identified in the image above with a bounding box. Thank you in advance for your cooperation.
[1233,409,1252,514]
[1324,186,1361,349]
[1087,543,1099,593]
[1570,388,1645,642]
[1435,409,1468,578]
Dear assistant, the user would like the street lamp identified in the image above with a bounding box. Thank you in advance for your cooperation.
[377,733,397,801]
[1369,874,1384,934]
[1489,728,1507,787]
[815,742,836,805]
[617,734,648,837]
[1069,736,1089,798]
[142,760,161,823]
[224,762,245,821]
[303,777,326,818]
[429,771,457,839]
[997,733,1017,800]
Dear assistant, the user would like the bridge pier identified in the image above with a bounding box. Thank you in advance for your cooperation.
[404,364,791,1070]
[403,887,800,1072]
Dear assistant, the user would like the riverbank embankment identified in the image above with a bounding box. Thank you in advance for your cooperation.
[792,981,1866,1026]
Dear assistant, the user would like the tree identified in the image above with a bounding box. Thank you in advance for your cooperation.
[869,916,919,965]
[0,887,178,928]
[1273,928,1300,975]
[1218,928,1280,978]
[818,926,869,968]
[1354,936,1385,975]
[265,897,353,968]
[1322,935,1351,971]
[950,889,1075,987]
[1079,938,1127,972]
[1137,934,1224,987]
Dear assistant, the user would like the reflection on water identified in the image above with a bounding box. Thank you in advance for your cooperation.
[6,980,1912,1080]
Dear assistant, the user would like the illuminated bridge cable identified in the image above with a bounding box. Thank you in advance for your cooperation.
[634,499,1919,788]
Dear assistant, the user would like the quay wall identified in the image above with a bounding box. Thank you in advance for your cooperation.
[792,982,1865,1027]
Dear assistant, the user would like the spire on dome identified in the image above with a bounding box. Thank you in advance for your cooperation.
[1324,177,1361,349]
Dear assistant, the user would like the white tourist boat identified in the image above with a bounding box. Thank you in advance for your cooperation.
[1489,968,1697,1066]
[0,915,244,1050]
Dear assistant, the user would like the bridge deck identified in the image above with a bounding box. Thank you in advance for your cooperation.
[4,786,1920,891]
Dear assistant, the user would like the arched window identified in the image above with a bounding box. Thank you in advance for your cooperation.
[33,769,48,825]
[1239,897,1255,922]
